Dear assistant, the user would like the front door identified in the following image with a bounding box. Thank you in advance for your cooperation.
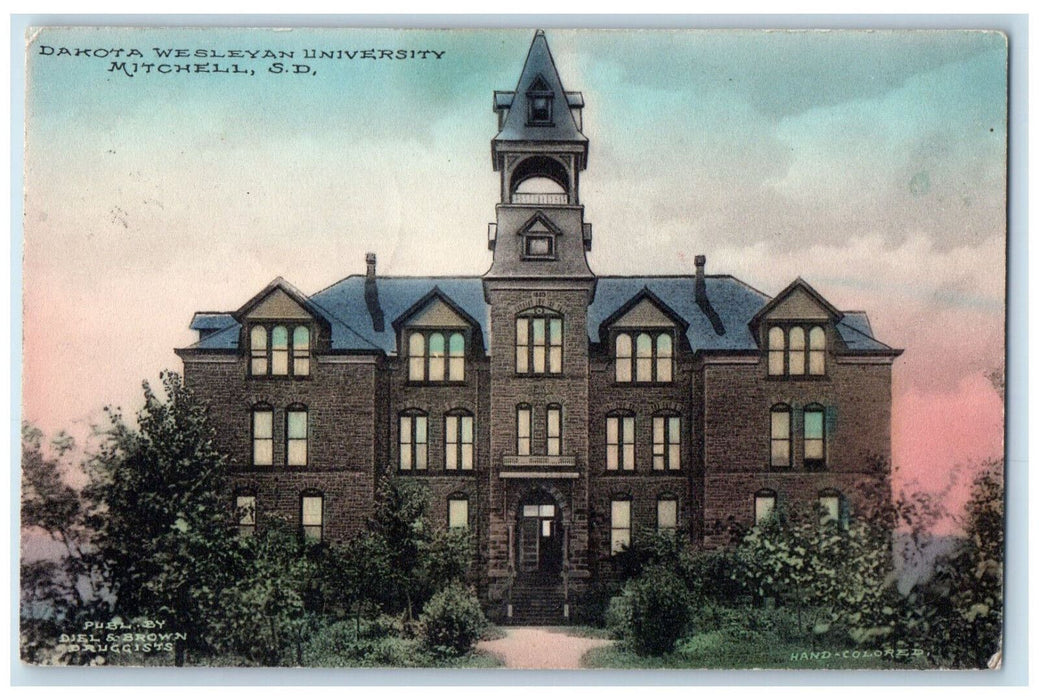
[517,500,562,575]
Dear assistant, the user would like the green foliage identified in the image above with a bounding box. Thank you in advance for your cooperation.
[84,371,237,665]
[609,564,692,656]
[419,583,487,657]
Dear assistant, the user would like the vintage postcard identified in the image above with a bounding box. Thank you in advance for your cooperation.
[19,26,1008,671]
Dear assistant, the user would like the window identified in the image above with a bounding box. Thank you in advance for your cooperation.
[516,310,562,375]
[546,404,562,456]
[809,326,826,375]
[770,405,791,468]
[652,414,681,471]
[615,332,673,383]
[408,330,465,382]
[610,499,631,554]
[819,491,842,525]
[767,327,785,376]
[657,497,678,533]
[236,493,256,537]
[804,404,826,468]
[606,413,635,471]
[286,406,308,467]
[754,491,777,526]
[249,324,311,377]
[524,235,554,258]
[516,405,531,456]
[448,498,469,530]
[526,77,553,125]
[445,412,474,470]
[399,411,428,470]
[767,325,826,377]
[252,405,273,466]
[301,493,323,541]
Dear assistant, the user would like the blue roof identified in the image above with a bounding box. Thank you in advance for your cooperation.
[185,274,892,355]
[190,312,235,331]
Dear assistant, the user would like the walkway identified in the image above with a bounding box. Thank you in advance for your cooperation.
[477,626,614,669]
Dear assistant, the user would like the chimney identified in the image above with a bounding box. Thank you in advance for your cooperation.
[363,252,385,332]
[694,254,725,336]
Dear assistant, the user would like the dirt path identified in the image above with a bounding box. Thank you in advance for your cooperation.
[477,627,614,669]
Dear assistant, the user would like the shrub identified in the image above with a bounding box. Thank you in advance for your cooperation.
[613,564,692,656]
[419,583,487,656]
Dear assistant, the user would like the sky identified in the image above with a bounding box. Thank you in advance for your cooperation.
[21,27,1007,516]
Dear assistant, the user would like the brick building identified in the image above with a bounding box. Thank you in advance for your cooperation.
[177,31,901,622]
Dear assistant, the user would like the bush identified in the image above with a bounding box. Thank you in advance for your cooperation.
[419,583,487,657]
[612,564,692,656]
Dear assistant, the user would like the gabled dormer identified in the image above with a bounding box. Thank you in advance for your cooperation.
[599,288,689,384]
[392,287,485,384]
[749,278,843,378]
[235,277,331,378]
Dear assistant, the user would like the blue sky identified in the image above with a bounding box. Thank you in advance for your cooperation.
[22,27,1007,490]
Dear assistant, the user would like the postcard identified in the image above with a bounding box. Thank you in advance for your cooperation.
[20,26,1008,671]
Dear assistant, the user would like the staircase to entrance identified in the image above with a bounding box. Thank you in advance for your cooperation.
[509,574,567,625]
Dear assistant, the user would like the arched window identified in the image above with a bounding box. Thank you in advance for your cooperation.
[235,491,257,537]
[428,332,446,381]
[448,332,465,381]
[803,404,826,469]
[249,324,313,377]
[286,404,308,467]
[656,334,673,382]
[399,410,428,471]
[657,495,678,533]
[252,404,273,467]
[767,326,785,376]
[652,413,681,471]
[809,326,826,375]
[770,404,791,468]
[546,404,563,456]
[635,333,653,382]
[606,411,636,471]
[271,325,289,376]
[250,326,268,375]
[788,326,806,376]
[615,333,632,382]
[445,410,474,471]
[408,333,426,381]
[754,489,777,525]
[292,326,310,376]
[300,491,324,541]
[516,309,562,375]
[516,404,532,456]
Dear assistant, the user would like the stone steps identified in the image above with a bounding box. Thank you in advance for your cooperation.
[509,578,567,625]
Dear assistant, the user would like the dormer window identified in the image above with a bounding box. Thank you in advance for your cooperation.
[525,235,554,258]
[766,325,826,377]
[614,331,673,383]
[250,324,311,377]
[408,330,465,382]
[526,76,553,125]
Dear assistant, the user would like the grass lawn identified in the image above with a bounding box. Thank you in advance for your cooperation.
[581,630,937,670]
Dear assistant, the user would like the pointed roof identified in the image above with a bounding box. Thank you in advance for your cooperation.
[494,30,587,145]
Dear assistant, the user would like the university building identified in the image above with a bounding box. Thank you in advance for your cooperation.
[177,31,901,622]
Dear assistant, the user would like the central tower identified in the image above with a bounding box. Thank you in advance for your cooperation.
[483,31,596,617]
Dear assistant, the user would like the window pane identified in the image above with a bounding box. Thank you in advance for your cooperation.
[547,408,560,436]
[445,416,458,470]
[669,417,681,443]
[516,318,528,345]
[771,440,790,466]
[461,416,473,443]
[615,334,632,382]
[533,346,546,373]
[461,443,474,470]
[636,333,652,381]
[809,326,826,349]
[657,356,672,382]
[623,444,635,471]
[400,443,412,470]
[449,357,464,381]
[252,356,269,376]
[517,409,530,437]
[253,410,273,466]
[428,333,445,381]
[251,326,268,349]
[272,326,289,375]
[254,410,273,438]
[532,318,545,343]
[409,334,425,381]
[416,442,428,470]
[768,326,785,350]
[622,417,634,443]
[606,445,618,470]
[771,410,790,436]
[768,350,784,376]
[415,416,427,444]
[523,505,539,517]
[302,496,322,525]
[658,499,677,530]
[804,410,824,439]
[549,346,562,374]
[669,444,681,470]
[788,327,805,375]
[653,417,664,446]
[755,496,775,525]
[293,326,309,349]
[448,499,469,529]
[549,318,562,344]
[789,327,805,349]
[287,411,307,438]
[287,440,307,466]
[540,505,555,517]
[606,416,618,444]
[611,500,631,528]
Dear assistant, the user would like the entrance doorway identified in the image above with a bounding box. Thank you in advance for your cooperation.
[516,493,563,576]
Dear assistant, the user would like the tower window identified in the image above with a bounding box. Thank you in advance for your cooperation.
[546,404,562,456]
[526,76,554,125]
[516,309,563,375]
[524,235,554,258]
[516,404,532,456]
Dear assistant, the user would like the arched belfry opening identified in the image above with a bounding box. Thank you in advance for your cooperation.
[509,155,572,205]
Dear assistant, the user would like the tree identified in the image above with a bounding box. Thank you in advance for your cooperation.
[20,423,105,664]
[84,371,236,665]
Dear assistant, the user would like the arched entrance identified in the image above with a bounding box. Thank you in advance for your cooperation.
[516,490,564,577]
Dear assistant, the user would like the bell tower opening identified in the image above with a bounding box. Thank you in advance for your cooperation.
[510,156,571,205]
